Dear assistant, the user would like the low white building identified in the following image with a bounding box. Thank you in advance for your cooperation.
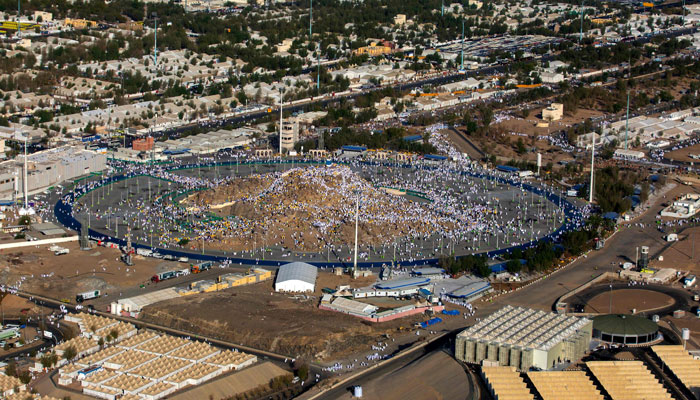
[660,193,700,218]
[614,148,645,160]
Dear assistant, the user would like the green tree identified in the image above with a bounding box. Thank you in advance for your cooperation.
[63,345,77,361]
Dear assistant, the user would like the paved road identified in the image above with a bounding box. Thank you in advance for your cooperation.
[495,188,674,311]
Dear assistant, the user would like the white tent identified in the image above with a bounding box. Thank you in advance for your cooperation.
[274,262,318,292]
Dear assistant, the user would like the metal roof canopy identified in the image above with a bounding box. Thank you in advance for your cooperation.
[276,262,318,286]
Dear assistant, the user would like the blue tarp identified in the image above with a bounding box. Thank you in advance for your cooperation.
[403,135,423,142]
[341,145,367,152]
[629,195,640,207]
[442,309,460,316]
[602,211,619,220]
[425,154,448,161]
[163,149,191,155]
[649,174,659,182]
[490,259,526,273]
[81,135,101,143]
[497,165,519,172]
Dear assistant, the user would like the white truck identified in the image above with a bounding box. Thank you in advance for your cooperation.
[76,290,101,303]
[665,233,678,242]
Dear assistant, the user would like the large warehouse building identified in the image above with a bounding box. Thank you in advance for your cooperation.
[274,262,317,293]
[455,306,593,370]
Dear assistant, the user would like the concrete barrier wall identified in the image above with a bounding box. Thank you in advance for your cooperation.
[556,272,617,307]
[319,304,445,322]
[0,236,78,250]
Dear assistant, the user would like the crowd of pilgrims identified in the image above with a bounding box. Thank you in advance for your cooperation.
[62,127,585,261]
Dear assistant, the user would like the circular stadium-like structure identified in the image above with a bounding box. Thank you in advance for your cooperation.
[54,158,585,267]
[592,314,660,345]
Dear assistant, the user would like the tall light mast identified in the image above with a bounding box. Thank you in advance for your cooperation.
[17,0,21,38]
[353,192,359,276]
[625,92,630,150]
[589,137,595,203]
[279,88,283,155]
[309,0,313,37]
[153,13,159,67]
[317,43,321,93]
[579,0,584,44]
[461,19,465,70]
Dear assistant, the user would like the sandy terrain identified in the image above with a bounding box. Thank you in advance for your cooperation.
[666,143,700,163]
[0,241,162,302]
[654,226,700,274]
[140,273,428,361]
[171,362,289,400]
[584,289,675,314]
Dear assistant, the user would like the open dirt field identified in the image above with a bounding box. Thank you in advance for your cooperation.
[460,108,602,167]
[584,289,675,314]
[654,225,700,273]
[665,143,700,163]
[171,362,289,400]
[495,108,603,138]
[139,272,427,361]
[336,351,471,400]
[0,241,162,301]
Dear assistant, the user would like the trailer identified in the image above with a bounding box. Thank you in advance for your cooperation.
[54,248,70,256]
[151,268,188,283]
[136,248,153,257]
[191,261,213,274]
[76,290,101,303]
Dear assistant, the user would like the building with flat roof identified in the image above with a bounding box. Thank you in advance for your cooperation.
[274,262,317,292]
[542,103,563,121]
[660,193,700,218]
[0,146,106,201]
[455,306,592,370]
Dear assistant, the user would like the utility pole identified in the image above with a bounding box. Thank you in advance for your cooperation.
[441,0,444,16]
[589,137,595,203]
